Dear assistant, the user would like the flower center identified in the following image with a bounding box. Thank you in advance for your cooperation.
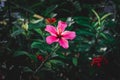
[57,33,62,39]
[56,28,63,39]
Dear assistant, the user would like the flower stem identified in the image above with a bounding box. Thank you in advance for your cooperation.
[34,43,59,74]
[34,53,51,74]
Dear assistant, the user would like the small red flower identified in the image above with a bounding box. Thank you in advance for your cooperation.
[37,55,44,61]
[91,56,108,68]
[45,18,56,24]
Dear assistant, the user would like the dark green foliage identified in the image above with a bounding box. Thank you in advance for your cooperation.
[0,0,120,80]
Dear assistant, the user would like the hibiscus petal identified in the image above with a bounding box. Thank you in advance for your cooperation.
[62,31,76,40]
[59,38,69,49]
[45,25,57,36]
[46,36,58,44]
[57,21,67,32]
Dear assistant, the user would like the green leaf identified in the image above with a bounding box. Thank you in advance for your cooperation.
[44,61,52,70]
[74,16,92,28]
[72,57,78,66]
[101,13,112,21]
[76,29,95,37]
[44,59,65,70]
[44,5,58,16]
[57,53,66,59]
[34,28,43,36]
[92,9,101,25]
[28,54,38,62]
[78,44,91,52]
[13,51,29,57]
[13,51,37,62]
[11,29,24,37]
[105,20,116,27]
[50,60,64,65]
[100,33,108,40]
[31,41,42,49]
[23,67,33,72]
[93,13,111,28]
[73,1,81,12]
[31,41,51,52]
[100,33,115,43]
[29,22,45,29]
[31,19,43,24]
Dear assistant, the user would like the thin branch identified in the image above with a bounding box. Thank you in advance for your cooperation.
[34,44,59,74]
[34,53,51,74]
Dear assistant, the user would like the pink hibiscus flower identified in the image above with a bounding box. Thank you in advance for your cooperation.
[45,20,76,49]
